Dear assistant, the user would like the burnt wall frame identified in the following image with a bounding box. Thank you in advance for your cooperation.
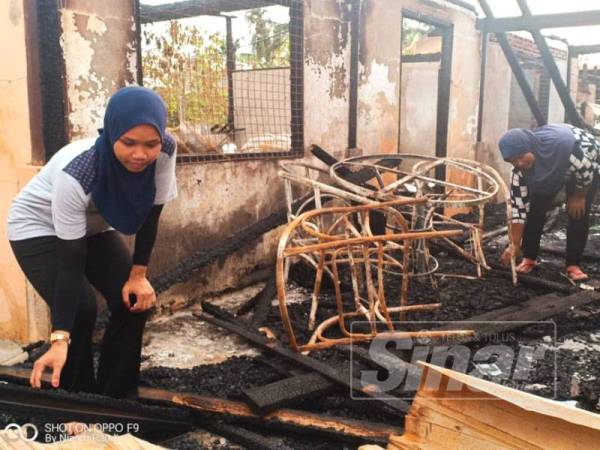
[136,0,304,164]
[347,0,360,150]
[401,10,453,180]
[515,0,589,131]
[477,10,600,33]
[25,0,69,163]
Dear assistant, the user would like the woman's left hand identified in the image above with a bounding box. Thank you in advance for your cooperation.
[122,266,156,313]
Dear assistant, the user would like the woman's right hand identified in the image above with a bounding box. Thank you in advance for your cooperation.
[30,341,68,389]
[501,244,520,266]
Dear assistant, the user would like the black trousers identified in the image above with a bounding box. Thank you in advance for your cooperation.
[522,175,599,266]
[10,231,148,398]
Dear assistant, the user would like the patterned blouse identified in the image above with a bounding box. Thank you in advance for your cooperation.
[510,125,600,224]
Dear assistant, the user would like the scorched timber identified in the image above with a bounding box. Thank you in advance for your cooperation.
[0,366,402,444]
[438,289,600,336]
[0,367,192,435]
[241,370,339,415]
[198,312,411,413]
[172,393,403,444]
[490,264,578,294]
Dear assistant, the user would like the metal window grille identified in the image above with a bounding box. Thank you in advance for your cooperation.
[138,0,303,163]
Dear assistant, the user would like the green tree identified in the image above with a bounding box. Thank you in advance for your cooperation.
[142,21,228,127]
[402,20,434,55]
[240,8,289,69]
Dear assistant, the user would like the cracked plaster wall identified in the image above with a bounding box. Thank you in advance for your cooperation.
[357,0,481,193]
[59,0,137,140]
[303,0,351,161]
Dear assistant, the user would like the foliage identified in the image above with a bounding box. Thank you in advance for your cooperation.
[142,20,228,127]
[402,19,434,55]
[141,8,291,127]
[238,9,290,69]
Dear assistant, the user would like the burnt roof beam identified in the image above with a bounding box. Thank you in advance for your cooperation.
[477,10,600,33]
[571,44,600,56]
[478,0,546,126]
[515,0,592,131]
[140,0,290,23]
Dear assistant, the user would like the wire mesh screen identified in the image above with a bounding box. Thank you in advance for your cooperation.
[139,0,303,163]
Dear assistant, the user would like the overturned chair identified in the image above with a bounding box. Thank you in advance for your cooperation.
[275,150,514,352]
[275,198,475,353]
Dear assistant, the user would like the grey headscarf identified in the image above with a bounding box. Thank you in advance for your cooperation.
[499,124,575,195]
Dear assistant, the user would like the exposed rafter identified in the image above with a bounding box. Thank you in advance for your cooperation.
[477,10,600,33]
[571,44,600,56]
[477,0,546,126]
[515,0,591,131]
[139,0,290,24]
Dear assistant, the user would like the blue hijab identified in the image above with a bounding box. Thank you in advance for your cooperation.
[499,124,575,195]
[91,86,167,235]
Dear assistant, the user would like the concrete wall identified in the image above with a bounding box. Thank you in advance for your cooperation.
[547,59,568,124]
[60,0,137,139]
[0,0,46,342]
[356,0,402,155]
[358,0,481,193]
[150,161,285,305]
[303,0,351,157]
[507,67,540,130]
[399,61,438,158]
[478,40,512,183]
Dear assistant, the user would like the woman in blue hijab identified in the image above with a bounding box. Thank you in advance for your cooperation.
[499,124,599,281]
[7,87,178,397]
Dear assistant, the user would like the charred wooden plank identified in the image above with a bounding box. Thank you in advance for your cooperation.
[310,145,350,174]
[200,300,238,322]
[237,272,276,317]
[310,145,402,186]
[196,296,322,422]
[151,208,287,294]
[340,345,422,383]
[438,290,600,335]
[140,0,287,23]
[172,393,403,444]
[0,368,192,436]
[0,366,402,443]
[241,371,338,415]
[198,312,411,413]
[250,273,277,328]
[489,264,578,294]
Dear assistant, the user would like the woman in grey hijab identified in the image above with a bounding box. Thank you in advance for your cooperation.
[499,123,599,281]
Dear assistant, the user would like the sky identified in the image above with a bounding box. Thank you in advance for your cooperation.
[140,0,600,62]
[465,0,600,42]
[140,1,289,55]
[464,0,600,64]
